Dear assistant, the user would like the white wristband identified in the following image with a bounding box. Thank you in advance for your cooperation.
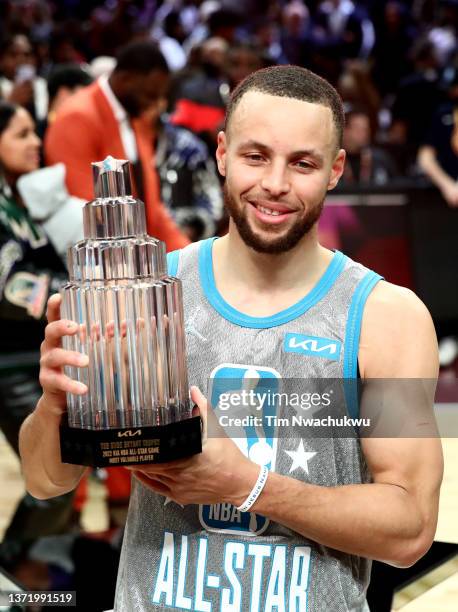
[236,465,269,512]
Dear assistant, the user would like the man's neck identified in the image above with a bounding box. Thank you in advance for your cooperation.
[213,222,333,299]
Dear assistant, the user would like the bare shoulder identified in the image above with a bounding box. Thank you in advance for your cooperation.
[359,280,438,378]
[363,280,432,323]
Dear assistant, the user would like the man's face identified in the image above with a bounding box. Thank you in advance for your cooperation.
[216,91,345,254]
[225,49,263,89]
[0,35,34,80]
[117,69,169,118]
[343,114,370,153]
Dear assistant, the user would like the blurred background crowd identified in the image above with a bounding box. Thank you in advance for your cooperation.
[0,1,457,611]
[2,0,458,198]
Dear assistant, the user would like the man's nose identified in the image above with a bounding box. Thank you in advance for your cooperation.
[260,161,290,197]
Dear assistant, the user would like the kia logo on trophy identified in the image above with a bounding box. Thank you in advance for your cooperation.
[59,156,202,467]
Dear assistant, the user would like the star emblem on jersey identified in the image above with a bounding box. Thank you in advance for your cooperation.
[164,496,184,508]
[284,440,316,474]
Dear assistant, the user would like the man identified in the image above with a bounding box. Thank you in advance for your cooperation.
[312,0,375,60]
[389,38,444,152]
[154,112,224,240]
[0,34,48,123]
[33,64,93,142]
[20,66,443,611]
[223,42,266,92]
[341,107,397,185]
[417,73,458,367]
[44,40,188,251]
[170,37,228,148]
[417,74,458,208]
[44,64,93,128]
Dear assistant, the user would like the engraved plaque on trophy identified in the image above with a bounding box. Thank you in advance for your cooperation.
[59,156,201,466]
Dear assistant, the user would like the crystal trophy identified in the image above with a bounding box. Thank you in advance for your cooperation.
[59,156,202,467]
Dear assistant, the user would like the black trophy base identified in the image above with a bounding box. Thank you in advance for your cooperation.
[60,416,202,467]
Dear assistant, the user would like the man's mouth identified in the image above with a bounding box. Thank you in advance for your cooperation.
[249,200,296,224]
[256,204,282,216]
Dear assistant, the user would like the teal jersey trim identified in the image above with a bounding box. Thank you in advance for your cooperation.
[343,269,383,419]
[167,249,180,277]
[199,237,348,329]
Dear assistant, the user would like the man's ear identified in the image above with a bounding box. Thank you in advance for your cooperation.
[327,148,346,191]
[215,130,227,177]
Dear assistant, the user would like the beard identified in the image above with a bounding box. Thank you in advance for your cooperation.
[223,183,324,254]
[116,92,142,118]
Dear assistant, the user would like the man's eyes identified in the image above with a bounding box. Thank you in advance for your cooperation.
[294,160,314,170]
[241,153,316,171]
[244,153,265,162]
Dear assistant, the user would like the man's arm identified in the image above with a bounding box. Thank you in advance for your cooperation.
[239,282,443,567]
[19,294,89,499]
[418,145,458,207]
[132,282,443,568]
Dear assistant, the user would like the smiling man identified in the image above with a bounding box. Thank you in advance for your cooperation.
[21,66,443,612]
[220,86,342,256]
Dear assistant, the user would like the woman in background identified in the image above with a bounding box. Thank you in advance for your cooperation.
[0,101,73,584]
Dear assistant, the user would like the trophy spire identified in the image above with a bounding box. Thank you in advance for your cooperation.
[82,156,146,239]
[92,156,132,198]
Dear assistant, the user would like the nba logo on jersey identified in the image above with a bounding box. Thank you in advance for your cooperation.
[199,363,281,536]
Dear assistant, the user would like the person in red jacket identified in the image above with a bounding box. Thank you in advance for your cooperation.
[45,40,189,252]
[45,41,189,516]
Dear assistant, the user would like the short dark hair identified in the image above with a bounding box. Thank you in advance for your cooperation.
[47,63,92,104]
[0,102,19,187]
[0,101,19,136]
[114,40,169,75]
[225,65,345,148]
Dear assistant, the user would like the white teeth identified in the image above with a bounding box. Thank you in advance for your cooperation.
[258,205,281,216]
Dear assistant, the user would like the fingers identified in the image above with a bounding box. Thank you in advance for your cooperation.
[89,323,101,342]
[41,347,89,370]
[125,458,191,473]
[106,320,128,339]
[46,293,62,323]
[190,386,227,441]
[191,386,207,415]
[191,386,208,442]
[40,328,89,397]
[132,470,171,495]
[40,370,87,395]
[44,319,79,347]
[46,302,132,342]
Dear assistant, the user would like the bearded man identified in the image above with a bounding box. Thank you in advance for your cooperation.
[21,66,443,612]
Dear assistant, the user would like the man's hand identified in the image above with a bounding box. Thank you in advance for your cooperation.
[128,386,260,507]
[20,294,90,499]
[418,145,458,207]
[440,181,458,207]
[38,294,88,416]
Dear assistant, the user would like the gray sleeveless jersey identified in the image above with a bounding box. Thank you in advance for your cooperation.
[115,238,382,612]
